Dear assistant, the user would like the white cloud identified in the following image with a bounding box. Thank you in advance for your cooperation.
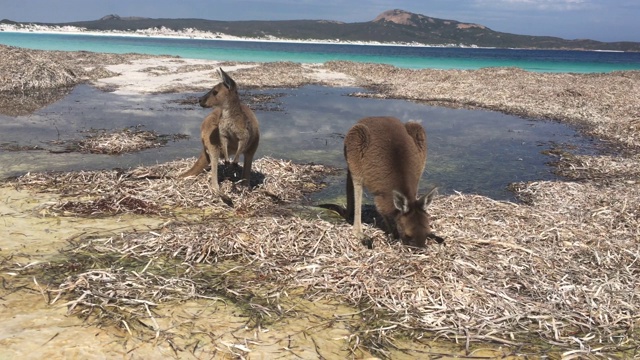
[473,0,591,11]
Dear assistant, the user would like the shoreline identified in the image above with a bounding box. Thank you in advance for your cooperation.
[0,24,461,48]
[1,23,627,52]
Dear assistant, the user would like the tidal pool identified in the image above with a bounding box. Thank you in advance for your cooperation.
[0,84,599,200]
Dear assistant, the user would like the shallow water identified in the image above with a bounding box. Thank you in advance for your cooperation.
[0,84,599,200]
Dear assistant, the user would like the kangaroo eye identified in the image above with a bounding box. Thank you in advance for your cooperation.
[212,90,218,96]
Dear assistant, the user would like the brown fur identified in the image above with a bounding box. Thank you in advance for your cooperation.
[180,68,260,192]
[344,116,439,247]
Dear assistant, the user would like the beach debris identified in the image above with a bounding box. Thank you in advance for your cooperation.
[9,154,640,357]
[12,156,333,217]
[68,126,188,155]
[0,44,155,92]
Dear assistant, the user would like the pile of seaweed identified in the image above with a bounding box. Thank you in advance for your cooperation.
[0,44,156,115]
[0,44,157,92]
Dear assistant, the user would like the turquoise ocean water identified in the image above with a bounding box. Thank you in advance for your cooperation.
[1,31,640,73]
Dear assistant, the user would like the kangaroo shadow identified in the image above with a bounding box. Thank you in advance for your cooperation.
[122,161,265,189]
[317,203,386,230]
[317,202,388,249]
[181,162,266,208]
[212,161,266,189]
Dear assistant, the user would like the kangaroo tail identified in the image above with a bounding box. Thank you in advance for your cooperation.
[179,151,209,178]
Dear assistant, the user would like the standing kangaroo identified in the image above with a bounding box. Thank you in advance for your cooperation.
[344,116,443,247]
[180,68,260,192]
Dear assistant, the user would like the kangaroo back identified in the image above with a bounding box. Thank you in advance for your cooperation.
[344,116,440,247]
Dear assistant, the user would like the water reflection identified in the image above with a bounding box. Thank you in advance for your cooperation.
[0,84,598,200]
[256,86,598,200]
[0,87,72,116]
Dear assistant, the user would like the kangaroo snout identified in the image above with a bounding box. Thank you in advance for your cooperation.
[199,91,213,108]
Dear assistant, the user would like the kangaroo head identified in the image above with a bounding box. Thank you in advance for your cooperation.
[392,187,439,247]
[199,68,238,108]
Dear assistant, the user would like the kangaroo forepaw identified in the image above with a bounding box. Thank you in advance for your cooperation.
[428,233,446,245]
[360,235,374,249]
[219,194,234,207]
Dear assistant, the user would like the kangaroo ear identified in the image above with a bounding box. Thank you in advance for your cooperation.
[393,190,410,214]
[405,121,426,153]
[218,68,236,90]
[418,187,438,211]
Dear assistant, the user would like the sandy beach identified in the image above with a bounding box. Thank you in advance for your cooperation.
[1,43,639,358]
[0,23,440,47]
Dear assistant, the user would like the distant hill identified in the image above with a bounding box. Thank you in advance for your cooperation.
[98,14,150,21]
[3,9,639,51]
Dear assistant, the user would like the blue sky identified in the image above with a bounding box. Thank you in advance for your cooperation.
[1,0,639,42]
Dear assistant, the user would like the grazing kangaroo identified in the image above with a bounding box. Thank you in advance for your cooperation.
[180,68,260,192]
[344,116,443,247]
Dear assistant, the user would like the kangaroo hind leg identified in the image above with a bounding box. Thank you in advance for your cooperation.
[344,123,371,238]
[204,142,221,193]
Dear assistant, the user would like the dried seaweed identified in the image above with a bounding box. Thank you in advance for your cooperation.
[13,157,333,217]
[232,61,320,89]
[67,127,187,155]
[0,44,157,92]
[0,87,73,116]
[12,155,640,357]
